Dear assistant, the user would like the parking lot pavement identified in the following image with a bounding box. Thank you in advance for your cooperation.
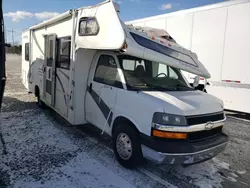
[0,54,249,188]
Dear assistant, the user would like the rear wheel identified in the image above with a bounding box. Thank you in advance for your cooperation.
[35,86,45,108]
[37,94,46,108]
[112,122,143,168]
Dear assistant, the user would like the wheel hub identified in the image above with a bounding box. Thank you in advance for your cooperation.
[116,133,132,160]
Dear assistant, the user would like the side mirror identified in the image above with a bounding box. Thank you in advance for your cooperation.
[193,75,200,88]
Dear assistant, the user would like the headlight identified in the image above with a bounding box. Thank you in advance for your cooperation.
[152,112,187,126]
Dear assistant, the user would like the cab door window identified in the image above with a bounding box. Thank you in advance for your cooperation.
[168,66,179,79]
[94,55,122,88]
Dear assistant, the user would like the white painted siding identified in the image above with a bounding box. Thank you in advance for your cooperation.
[222,2,250,84]
[191,7,227,81]
[144,18,167,30]
[166,14,193,50]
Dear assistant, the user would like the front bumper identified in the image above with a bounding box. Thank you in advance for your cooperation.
[140,133,228,165]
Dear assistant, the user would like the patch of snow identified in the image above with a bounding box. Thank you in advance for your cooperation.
[14,152,135,188]
[230,172,238,178]
[212,158,230,170]
[237,170,247,175]
[176,160,223,188]
[170,158,175,164]
[227,176,237,182]
[1,109,136,188]
[138,168,177,188]
[240,181,248,186]
[4,92,29,96]
[183,156,194,164]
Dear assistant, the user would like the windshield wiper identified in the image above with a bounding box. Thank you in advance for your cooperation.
[174,84,194,91]
[132,83,174,91]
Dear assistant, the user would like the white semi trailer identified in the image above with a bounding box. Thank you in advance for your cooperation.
[126,0,250,113]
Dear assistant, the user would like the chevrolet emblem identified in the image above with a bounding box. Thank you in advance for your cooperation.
[205,121,214,130]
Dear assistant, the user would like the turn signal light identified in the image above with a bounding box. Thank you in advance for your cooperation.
[152,129,187,139]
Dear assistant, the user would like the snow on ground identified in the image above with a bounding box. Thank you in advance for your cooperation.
[1,54,250,188]
[1,109,136,188]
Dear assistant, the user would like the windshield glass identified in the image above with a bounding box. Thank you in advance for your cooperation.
[118,55,193,91]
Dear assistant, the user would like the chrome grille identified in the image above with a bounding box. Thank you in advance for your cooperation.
[186,112,224,125]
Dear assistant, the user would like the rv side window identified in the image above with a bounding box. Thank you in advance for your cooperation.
[57,37,71,70]
[25,43,29,61]
[94,55,122,88]
[79,17,99,36]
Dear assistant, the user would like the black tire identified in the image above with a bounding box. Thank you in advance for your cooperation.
[112,122,143,168]
[37,94,46,108]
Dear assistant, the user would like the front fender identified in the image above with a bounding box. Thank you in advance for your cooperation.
[111,113,142,135]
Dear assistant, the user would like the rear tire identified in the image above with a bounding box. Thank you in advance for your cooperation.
[36,89,46,108]
[112,122,143,168]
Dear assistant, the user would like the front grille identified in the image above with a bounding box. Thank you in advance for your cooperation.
[186,112,224,125]
[188,126,223,141]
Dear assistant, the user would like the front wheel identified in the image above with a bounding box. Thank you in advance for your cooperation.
[112,123,143,168]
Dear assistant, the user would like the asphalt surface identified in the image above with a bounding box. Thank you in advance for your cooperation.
[0,54,249,188]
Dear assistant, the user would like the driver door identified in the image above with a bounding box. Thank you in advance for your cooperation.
[85,54,122,131]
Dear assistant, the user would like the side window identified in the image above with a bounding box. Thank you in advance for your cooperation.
[94,55,122,88]
[79,17,99,36]
[57,37,71,69]
[158,64,168,77]
[122,60,145,71]
[122,59,135,71]
[168,67,179,79]
[25,43,29,61]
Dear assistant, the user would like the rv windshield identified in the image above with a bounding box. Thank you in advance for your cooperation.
[118,55,192,91]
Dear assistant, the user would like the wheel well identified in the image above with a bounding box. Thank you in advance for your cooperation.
[34,85,39,97]
[112,116,139,136]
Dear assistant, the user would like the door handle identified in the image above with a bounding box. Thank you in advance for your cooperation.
[48,69,51,79]
[89,83,92,92]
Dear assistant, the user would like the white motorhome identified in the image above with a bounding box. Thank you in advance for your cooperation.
[22,0,227,168]
[126,0,250,114]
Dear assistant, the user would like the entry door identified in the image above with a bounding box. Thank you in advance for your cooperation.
[44,34,57,106]
[85,54,121,131]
